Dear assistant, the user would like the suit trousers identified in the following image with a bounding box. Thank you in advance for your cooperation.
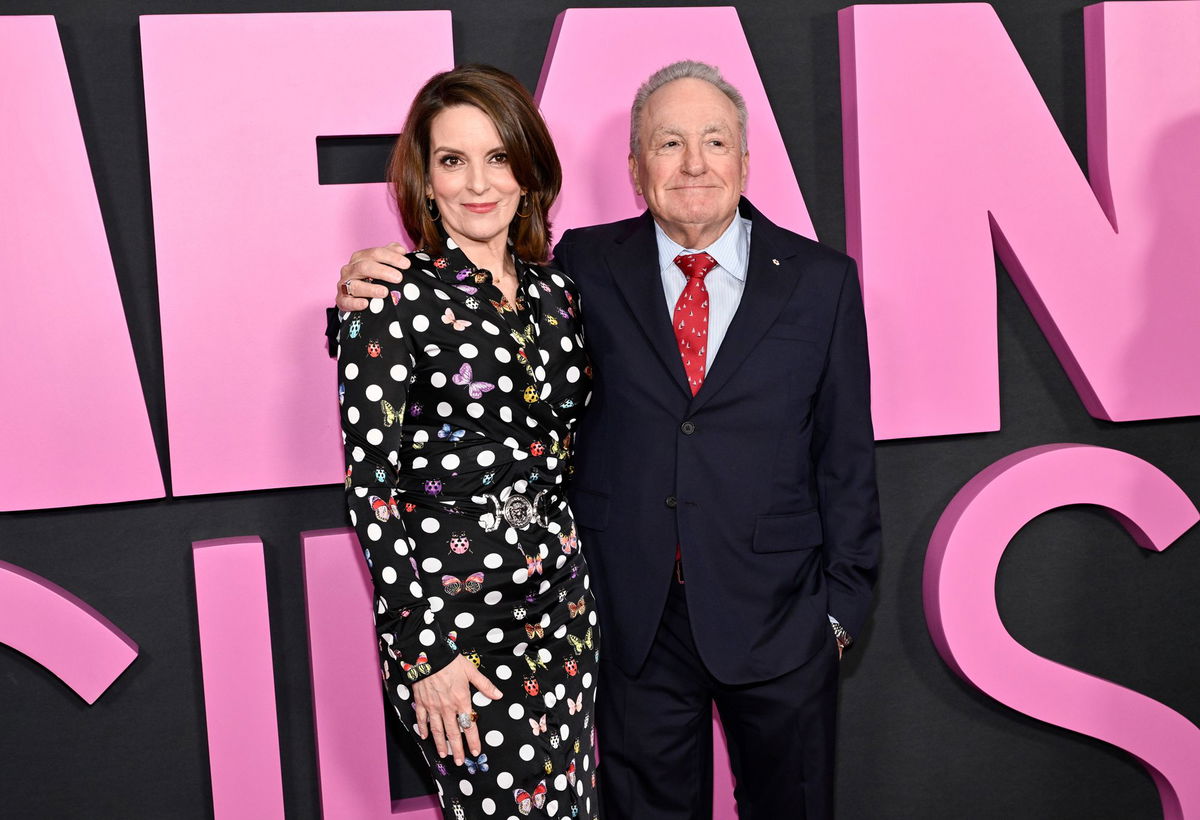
[597,575,839,820]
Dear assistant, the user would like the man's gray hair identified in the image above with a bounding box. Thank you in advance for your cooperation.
[629,60,749,156]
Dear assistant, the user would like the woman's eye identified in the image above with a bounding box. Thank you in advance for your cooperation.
[439,155,462,167]
[490,153,508,164]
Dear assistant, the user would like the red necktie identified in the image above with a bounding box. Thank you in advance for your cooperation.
[672,252,718,395]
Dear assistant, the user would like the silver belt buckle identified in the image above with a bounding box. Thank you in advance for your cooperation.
[503,494,535,528]
[483,490,548,531]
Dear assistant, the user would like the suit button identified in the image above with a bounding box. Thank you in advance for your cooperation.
[665,496,677,509]
[680,420,696,435]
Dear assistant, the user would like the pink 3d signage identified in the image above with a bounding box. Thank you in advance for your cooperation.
[0,561,138,704]
[7,3,1200,504]
[841,2,1200,439]
[0,16,162,511]
[924,445,1200,819]
[193,537,286,818]
[140,11,454,497]
[537,6,815,241]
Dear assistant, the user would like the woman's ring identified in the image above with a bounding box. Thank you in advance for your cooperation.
[456,712,475,731]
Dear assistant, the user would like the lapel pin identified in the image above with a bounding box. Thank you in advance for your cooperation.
[771,258,780,266]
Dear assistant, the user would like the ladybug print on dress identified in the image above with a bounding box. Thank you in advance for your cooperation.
[366,340,382,357]
[522,673,540,697]
[448,531,471,554]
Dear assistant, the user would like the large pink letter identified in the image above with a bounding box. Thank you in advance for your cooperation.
[194,537,285,819]
[301,528,440,819]
[537,7,815,237]
[924,444,1200,819]
[141,12,452,496]
[0,560,138,704]
[841,2,1200,439]
[0,16,163,511]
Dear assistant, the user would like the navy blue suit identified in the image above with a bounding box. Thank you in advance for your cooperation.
[555,198,880,819]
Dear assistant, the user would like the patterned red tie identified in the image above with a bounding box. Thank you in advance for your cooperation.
[672,252,718,394]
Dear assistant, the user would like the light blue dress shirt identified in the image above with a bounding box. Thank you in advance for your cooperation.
[654,211,752,372]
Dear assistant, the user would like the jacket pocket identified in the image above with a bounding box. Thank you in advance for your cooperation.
[570,487,610,531]
[752,509,823,554]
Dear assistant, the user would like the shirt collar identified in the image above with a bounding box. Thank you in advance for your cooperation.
[654,207,750,282]
[421,225,530,287]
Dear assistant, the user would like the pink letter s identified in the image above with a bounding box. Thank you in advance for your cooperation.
[925,444,1200,818]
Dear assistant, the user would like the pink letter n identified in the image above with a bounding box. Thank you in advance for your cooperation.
[841,1,1200,439]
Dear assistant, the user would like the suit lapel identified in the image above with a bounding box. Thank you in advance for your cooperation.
[605,213,691,396]
[690,204,803,412]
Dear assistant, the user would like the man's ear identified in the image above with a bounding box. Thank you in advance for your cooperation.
[740,150,750,192]
[628,154,642,197]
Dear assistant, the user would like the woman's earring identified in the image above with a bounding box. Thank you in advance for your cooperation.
[425,197,441,221]
[515,193,531,219]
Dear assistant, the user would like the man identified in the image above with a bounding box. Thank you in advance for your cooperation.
[336,60,880,820]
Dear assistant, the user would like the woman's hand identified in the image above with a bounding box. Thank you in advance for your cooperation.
[336,242,412,311]
[411,654,503,765]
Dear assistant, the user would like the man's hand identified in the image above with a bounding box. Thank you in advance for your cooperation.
[336,242,413,312]
[411,655,503,765]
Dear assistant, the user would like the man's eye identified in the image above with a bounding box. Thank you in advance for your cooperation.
[661,140,680,149]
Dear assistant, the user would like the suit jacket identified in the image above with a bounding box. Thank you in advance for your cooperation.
[554,198,880,685]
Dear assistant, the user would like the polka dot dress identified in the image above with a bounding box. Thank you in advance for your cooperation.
[339,234,599,820]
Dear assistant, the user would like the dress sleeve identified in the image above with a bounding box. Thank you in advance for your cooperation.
[339,296,458,682]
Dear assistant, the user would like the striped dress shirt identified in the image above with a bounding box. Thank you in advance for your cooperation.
[655,210,752,373]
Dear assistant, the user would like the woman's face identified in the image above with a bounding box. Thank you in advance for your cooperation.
[426,104,523,250]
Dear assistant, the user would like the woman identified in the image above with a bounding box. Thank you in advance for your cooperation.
[338,65,599,820]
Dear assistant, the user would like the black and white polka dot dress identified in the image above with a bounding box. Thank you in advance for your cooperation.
[339,235,600,820]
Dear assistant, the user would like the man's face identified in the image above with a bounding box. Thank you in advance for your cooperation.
[630,77,749,246]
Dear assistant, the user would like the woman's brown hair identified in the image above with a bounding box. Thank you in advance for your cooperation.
[387,64,562,263]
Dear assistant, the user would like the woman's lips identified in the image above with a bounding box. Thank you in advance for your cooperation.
[463,202,498,214]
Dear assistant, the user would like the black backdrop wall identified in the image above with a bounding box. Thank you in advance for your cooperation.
[2,1,1198,818]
